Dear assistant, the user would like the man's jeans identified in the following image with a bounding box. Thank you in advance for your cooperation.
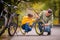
[38,22,51,32]
[22,23,32,32]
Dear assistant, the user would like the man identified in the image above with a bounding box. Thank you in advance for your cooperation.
[38,9,53,35]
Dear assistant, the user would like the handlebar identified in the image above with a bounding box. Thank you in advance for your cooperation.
[1,0,18,9]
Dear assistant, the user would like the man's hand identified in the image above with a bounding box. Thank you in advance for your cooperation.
[45,23,49,26]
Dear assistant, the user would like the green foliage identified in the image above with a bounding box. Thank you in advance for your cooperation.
[3,0,60,24]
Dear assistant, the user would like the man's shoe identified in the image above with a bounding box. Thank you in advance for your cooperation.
[47,32,51,35]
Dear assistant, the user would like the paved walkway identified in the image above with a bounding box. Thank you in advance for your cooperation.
[0,26,60,40]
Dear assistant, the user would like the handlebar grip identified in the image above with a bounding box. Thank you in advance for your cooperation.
[0,0,4,4]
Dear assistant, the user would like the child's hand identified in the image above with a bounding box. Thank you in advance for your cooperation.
[42,24,45,26]
[30,25,32,27]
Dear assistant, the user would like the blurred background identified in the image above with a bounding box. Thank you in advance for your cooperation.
[3,0,60,25]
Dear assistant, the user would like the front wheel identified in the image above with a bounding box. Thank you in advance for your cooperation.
[8,23,17,36]
[35,23,43,35]
[8,14,18,36]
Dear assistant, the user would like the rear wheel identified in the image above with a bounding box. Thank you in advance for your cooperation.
[0,16,7,36]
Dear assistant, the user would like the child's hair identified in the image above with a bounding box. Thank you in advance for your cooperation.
[28,14,33,17]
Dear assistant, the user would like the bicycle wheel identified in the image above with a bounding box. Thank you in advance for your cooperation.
[20,25,26,35]
[0,16,7,36]
[8,15,18,36]
[35,23,43,35]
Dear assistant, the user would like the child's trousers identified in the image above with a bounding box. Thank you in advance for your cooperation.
[22,23,32,32]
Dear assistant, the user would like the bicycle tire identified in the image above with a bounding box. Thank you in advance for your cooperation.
[8,23,17,36]
[0,16,7,36]
[35,23,43,35]
[20,25,26,35]
[8,15,18,36]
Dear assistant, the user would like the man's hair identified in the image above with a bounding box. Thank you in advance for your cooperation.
[48,9,52,13]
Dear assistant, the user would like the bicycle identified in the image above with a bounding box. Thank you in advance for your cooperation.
[0,0,19,36]
[0,0,8,36]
